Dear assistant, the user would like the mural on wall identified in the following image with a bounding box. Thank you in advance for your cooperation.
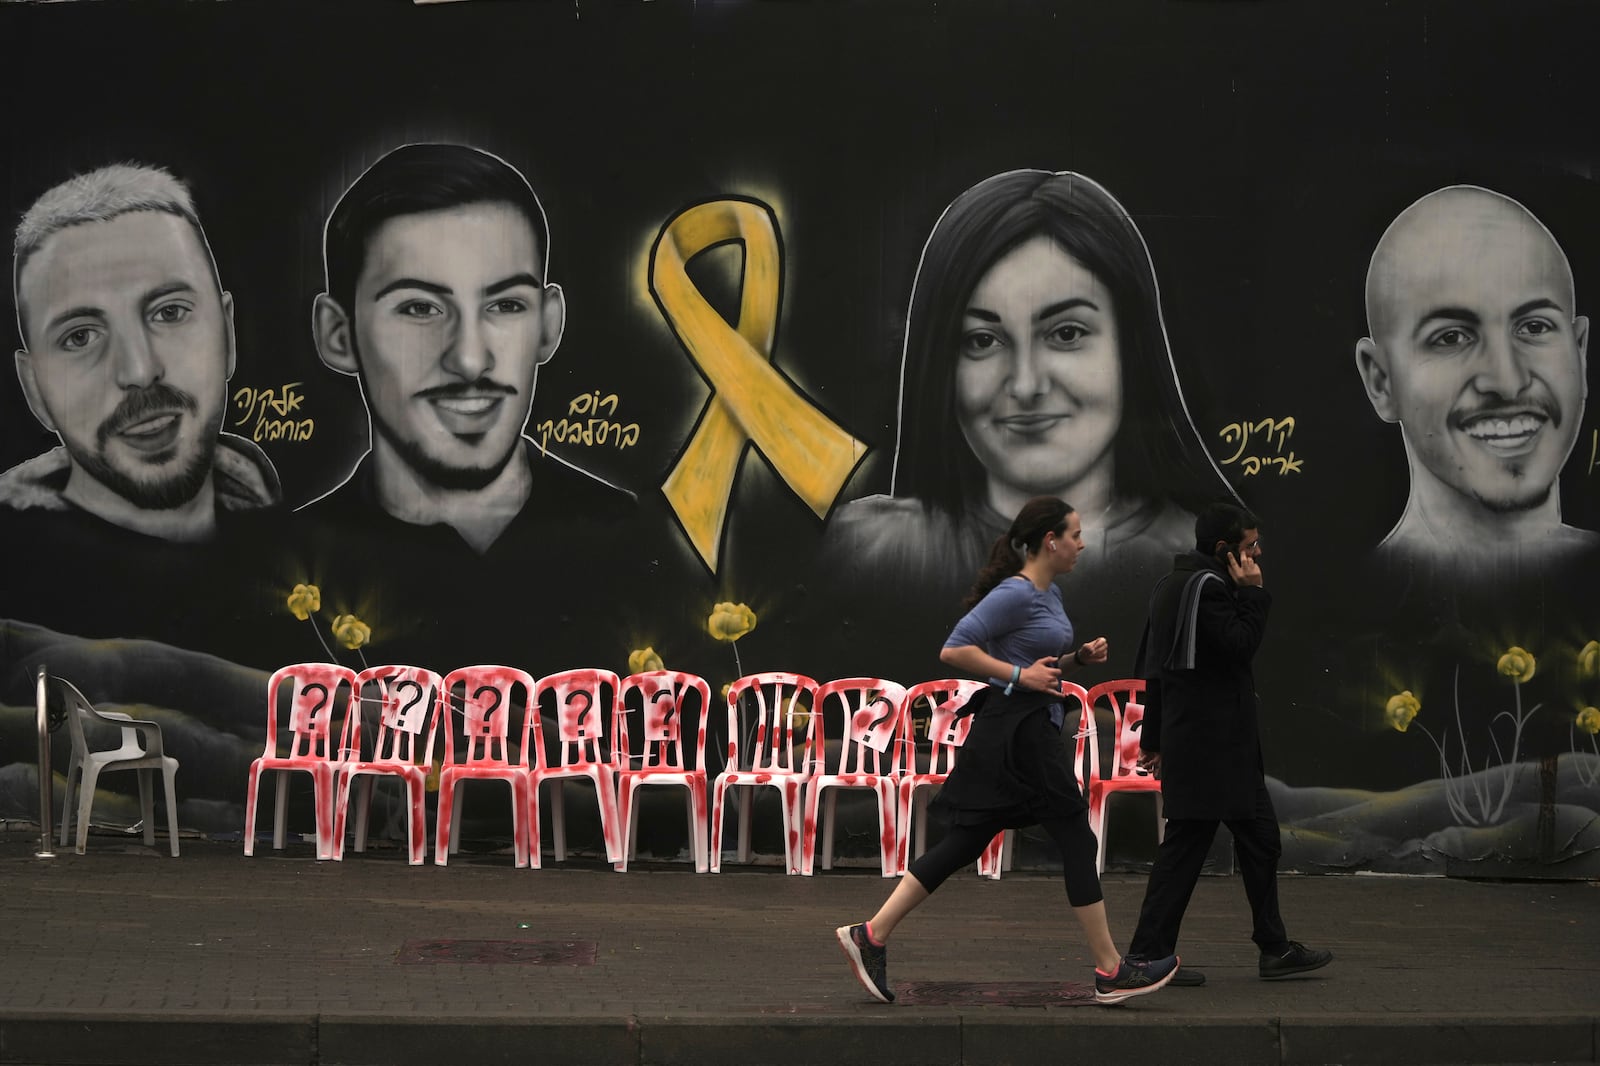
[814,169,1237,683]
[1,162,289,663]
[285,143,652,676]
[302,144,628,545]
[648,196,867,575]
[1353,185,1594,585]
[4,164,280,544]
[0,0,1596,875]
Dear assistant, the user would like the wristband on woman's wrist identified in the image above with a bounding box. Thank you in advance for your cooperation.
[1074,646,1087,666]
[1004,663,1022,695]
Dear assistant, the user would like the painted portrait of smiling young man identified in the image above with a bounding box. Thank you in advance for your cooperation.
[300,143,633,554]
[1354,185,1595,578]
[0,162,285,654]
[3,163,281,544]
[293,143,641,672]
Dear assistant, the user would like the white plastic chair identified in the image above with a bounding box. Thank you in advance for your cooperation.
[334,664,445,865]
[614,670,712,872]
[710,672,819,874]
[244,663,359,860]
[55,676,180,856]
[527,668,625,867]
[802,677,908,877]
[435,665,536,868]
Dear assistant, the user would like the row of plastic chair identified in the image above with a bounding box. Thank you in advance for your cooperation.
[717,673,1165,876]
[242,664,689,869]
[798,675,1160,878]
[241,664,1162,875]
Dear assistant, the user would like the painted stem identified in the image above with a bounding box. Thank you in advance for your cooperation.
[307,618,340,664]
[1573,730,1600,788]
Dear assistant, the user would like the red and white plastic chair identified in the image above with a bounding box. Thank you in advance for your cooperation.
[1083,678,1164,873]
[527,668,624,867]
[895,678,1008,879]
[802,677,908,877]
[710,672,819,874]
[435,665,536,868]
[614,670,712,872]
[333,664,445,865]
[244,663,359,860]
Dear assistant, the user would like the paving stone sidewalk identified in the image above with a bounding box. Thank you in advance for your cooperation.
[0,829,1595,1066]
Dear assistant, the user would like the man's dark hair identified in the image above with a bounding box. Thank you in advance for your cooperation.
[321,143,551,318]
[1194,501,1260,553]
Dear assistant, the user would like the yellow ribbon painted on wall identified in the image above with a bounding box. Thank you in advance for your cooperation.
[650,198,865,572]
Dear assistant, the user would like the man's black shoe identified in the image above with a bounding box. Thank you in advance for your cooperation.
[1169,966,1206,987]
[1259,941,1333,980]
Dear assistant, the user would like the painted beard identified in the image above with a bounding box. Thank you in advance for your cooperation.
[1451,394,1569,515]
[1472,475,1554,516]
[75,382,217,510]
[370,389,523,492]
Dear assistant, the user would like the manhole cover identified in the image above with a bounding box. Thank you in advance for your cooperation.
[895,980,1096,1006]
[396,939,597,965]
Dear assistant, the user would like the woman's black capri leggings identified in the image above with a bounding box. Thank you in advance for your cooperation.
[906,809,1104,906]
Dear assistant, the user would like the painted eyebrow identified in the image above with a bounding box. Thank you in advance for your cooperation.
[1510,297,1565,319]
[43,305,107,335]
[1412,306,1482,339]
[483,273,543,296]
[141,281,198,307]
[1035,297,1099,322]
[373,278,452,301]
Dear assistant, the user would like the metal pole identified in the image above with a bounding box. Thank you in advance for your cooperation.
[35,665,55,859]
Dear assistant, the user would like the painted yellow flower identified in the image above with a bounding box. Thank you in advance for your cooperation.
[331,613,371,651]
[1384,691,1420,733]
[707,602,757,642]
[1578,641,1600,682]
[1496,646,1536,683]
[628,646,665,674]
[1578,707,1600,736]
[286,583,321,621]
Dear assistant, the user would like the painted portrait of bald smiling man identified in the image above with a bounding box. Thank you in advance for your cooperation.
[1354,185,1594,579]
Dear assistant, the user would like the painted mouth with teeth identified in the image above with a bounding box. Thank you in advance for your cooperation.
[430,394,503,416]
[1457,411,1548,455]
[422,388,515,437]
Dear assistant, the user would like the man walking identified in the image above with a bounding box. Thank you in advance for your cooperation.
[1126,501,1331,986]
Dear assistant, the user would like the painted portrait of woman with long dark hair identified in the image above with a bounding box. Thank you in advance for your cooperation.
[819,170,1234,649]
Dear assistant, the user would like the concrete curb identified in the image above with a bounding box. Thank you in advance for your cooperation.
[3,1012,1596,1066]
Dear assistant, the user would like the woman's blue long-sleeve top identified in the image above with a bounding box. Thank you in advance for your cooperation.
[944,576,1074,728]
